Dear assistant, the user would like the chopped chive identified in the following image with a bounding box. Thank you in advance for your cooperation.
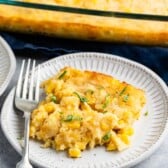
[50,95,57,103]
[102,132,111,142]
[58,70,67,79]
[119,86,127,96]
[144,111,148,116]
[102,94,110,109]
[103,111,108,114]
[123,94,129,102]
[73,92,88,103]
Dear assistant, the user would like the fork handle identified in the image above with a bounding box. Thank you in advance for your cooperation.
[16,111,33,168]
[22,111,31,162]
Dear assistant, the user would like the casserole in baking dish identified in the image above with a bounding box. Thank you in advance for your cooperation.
[0,0,167,45]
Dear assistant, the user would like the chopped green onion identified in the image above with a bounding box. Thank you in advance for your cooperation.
[102,132,111,142]
[50,95,57,103]
[144,111,148,116]
[123,94,129,102]
[58,70,67,79]
[103,111,108,114]
[64,115,73,122]
[74,116,83,121]
[119,86,127,96]
[102,95,110,109]
[63,114,83,122]
[73,92,88,103]
[58,111,63,115]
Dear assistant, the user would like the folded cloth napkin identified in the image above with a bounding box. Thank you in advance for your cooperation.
[1,32,168,84]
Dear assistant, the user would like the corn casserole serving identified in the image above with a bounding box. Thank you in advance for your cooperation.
[30,67,146,158]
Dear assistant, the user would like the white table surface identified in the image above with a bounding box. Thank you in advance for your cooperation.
[0,55,168,168]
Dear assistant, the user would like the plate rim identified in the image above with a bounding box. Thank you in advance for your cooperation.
[0,36,16,96]
[1,52,168,168]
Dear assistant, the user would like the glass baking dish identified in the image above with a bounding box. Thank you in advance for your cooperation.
[0,0,168,45]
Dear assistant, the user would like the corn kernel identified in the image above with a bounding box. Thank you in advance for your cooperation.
[119,127,134,136]
[124,111,132,119]
[119,134,130,145]
[135,112,140,119]
[107,142,117,151]
[45,80,57,93]
[118,120,125,125]
[44,103,55,113]
[69,148,81,158]
[126,127,134,136]
[100,122,110,131]
[76,142,86,150]
[67,121,81,129]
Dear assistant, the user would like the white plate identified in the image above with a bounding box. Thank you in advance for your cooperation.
[0,36,16,95]
[1,52,168,168]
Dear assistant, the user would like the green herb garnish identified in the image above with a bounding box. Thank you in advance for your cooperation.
[63,114,83,122]
[144,111,148,116]
[58,111,63,115]
[102,94,110,109]
[102,132,111,142]
[74,116,83,121]
[73,92,88,103]
[119,86,127,96]
[58,70,67,79]
[64,114,73,122]
[123,94,129,102]
[51,95,57,103]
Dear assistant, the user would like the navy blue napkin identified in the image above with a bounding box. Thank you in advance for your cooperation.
[1,32,168,84]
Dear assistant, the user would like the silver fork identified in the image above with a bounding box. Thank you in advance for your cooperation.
[15,59,40,168]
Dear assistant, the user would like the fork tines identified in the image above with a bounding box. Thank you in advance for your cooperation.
[16,59,40,102]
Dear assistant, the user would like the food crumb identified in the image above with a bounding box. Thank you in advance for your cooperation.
[144,111,148,116]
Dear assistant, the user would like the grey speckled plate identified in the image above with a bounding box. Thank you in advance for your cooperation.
[0,36,16,96]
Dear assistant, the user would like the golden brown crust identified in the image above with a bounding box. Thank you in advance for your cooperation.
[0,4,167,45]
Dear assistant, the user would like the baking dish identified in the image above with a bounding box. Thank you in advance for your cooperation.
[0,0,168,45]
